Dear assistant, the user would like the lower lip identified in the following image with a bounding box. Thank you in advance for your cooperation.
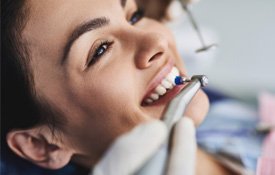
[142,84,185,106]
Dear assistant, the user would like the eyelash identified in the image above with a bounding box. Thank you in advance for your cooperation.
[87,40,113,67]
[87,8,144,67]
[129,8,144,25]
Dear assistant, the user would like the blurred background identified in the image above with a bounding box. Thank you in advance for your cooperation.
[167,0,275,104]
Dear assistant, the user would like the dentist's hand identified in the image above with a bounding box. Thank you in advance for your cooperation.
[91,117,197,175]
[166,117,197,175]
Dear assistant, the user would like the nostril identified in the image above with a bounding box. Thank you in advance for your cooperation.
[149,52,163,62]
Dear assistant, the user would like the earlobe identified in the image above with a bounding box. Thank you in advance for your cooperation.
[6,128,73,169]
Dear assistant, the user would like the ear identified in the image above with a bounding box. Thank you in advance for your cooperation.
[6,126,74,169]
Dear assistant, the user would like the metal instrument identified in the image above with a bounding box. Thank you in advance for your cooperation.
[137,75,208,175]
[179,0,217,53]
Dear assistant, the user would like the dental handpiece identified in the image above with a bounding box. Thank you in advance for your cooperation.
[163,75,208,132]
[136,75,208,175]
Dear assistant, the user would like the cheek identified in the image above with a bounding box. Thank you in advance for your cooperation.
[94,69,137,105]
[184,90,209,126]
[81,67,144,125]
[64,74,147,155]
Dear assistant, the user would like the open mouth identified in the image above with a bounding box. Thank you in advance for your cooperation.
[142,66,184,106]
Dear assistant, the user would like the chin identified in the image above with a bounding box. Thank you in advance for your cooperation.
[149,89,209,126]
[184,90,209,126]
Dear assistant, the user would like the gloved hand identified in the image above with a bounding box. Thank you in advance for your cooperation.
[91,117,197,175]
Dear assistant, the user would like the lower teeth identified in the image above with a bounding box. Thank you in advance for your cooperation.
[145,87,173,104]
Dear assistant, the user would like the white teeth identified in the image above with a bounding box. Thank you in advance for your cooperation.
[161,79,173,89]
[155,85,167,95]
[166,72,176,85]
[145,98,153,104]
[150,93,159,100]
[144,66,181,104]
[171,67,180,76]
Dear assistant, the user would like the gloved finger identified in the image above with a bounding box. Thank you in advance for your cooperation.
[92,120,167,175]
[166,117,197,175]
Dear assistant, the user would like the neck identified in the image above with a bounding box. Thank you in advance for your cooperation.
[196,148,236,175]
[72,147,235,175]
[72,152,102,168]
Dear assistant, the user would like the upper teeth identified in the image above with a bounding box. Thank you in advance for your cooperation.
[144,66,180,104]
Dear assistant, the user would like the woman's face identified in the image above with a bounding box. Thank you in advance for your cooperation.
[23,0,208,164]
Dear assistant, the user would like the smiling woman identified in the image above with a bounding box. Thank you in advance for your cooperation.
[1,0,209,174]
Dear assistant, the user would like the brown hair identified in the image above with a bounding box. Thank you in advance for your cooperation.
[1,0,173,140]
[1,0,64,144]
[136,0,173,20]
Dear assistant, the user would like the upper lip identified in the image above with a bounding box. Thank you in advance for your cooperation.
[142,59,175,101]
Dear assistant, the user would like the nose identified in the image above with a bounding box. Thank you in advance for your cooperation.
[134,32,169,69]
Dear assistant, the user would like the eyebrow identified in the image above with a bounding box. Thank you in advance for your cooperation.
[61,17,109,64]
[121,0,127,7]
[61,0,127,64]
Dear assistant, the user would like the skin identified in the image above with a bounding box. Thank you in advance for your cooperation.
[7,0,214,172]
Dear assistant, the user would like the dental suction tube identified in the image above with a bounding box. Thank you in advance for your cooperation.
[136,75,208,175]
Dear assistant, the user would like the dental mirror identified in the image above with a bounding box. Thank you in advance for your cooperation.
[179,0,218,53]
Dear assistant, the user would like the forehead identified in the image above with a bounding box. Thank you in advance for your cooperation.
[21,0,132,99]
[23,0,124,60]
[27,0,121,20]
[25,0,126,35]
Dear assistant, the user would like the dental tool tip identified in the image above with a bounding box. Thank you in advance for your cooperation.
[175,75,209,87]
[191,75,209,87]
[175,76,191,85]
